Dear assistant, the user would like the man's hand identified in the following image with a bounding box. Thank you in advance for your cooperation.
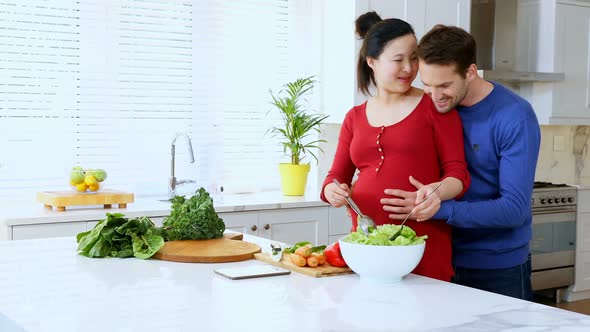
[409,176,442,221]
[381,176,442,222]
[324,181,351,208]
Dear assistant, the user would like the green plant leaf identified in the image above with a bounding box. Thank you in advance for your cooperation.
[267,75,329,165]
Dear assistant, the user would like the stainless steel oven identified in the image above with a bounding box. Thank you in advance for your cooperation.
[530,183,577,291]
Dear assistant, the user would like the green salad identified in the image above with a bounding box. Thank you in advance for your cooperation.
[343,224,427,246]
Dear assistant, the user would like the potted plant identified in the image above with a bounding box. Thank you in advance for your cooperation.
[269,76,329,196]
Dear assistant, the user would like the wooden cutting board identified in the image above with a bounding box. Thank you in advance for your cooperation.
[37,190,134,211]
[152,233,261,263]
[254,252,353,277]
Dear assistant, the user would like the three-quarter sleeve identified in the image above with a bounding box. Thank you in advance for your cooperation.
[320,109,358,203]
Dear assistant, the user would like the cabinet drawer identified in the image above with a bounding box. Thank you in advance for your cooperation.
[329,206,351,235]
[218,211,259,236]
[259,207,329,245]
[12,222,87,240]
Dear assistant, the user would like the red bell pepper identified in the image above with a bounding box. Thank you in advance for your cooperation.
[324,242,347,267]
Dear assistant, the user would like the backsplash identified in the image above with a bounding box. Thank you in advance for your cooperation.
[536,125,590,185]
[318,123,590,188]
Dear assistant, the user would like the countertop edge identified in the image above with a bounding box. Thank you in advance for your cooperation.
[1,191,328,226]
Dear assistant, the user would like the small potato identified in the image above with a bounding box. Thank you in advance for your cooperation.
[290,253,307,267]
[311,252,326,265]
[294,246,312,258]
[306,255,319,268]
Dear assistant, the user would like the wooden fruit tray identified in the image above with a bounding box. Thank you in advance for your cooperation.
[37,190,134,211]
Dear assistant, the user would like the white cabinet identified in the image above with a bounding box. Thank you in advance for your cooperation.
[321,0,471,123]
[573,189,590,290]
[11,216,169,241]
[86,216,166,230]
[259,207,329,245]
[574,213,590,291]
[12,222,87,240]
[8,207,331,245]
[221,207,330,246]
[565,188,590,301]
[328,206,352,244]
[219,211,259,236]
[364,0,471,39]
[517,0,590,124]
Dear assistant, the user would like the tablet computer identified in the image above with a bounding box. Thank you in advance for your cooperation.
[214,265,291,280]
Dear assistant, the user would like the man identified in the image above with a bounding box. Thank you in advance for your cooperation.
[382,25,541,300]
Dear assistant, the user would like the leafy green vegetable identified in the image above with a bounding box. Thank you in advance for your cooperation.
[132,233,165,259]
[283,241,312,254]
[311,245,326,253]
[160,187,225,241]
[77,188,226,260]
[76,213,164,259]
[283,241,326,254]
[343,224,427,246]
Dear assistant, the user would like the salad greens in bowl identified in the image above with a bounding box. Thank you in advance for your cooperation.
[339,224,427,282]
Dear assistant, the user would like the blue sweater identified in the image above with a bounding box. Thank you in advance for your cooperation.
[434,82,541,269]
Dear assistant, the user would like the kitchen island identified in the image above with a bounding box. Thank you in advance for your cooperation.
[0,235,589,332]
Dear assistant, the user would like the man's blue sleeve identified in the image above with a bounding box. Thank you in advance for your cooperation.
[433,115,540,229]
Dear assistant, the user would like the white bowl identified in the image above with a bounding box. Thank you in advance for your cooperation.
[339,238,425,282]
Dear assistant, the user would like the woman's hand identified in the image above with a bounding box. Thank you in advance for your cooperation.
[410,177,441,222]
[324,181,351,208]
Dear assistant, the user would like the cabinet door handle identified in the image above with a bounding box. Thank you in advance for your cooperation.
[263,224,270,230]
[251,225,257,231]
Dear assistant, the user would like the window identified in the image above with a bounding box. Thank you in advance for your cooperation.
[0,0,321,200]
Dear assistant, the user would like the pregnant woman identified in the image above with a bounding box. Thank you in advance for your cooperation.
[320,12,470,281]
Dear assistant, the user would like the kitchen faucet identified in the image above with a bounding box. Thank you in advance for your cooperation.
[169,132,196,199]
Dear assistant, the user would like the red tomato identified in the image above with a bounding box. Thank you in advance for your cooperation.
[324,242,347,267]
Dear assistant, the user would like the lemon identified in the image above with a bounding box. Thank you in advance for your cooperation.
[88,184,100,192]
[84,175,98,187]
[76,183,88,192]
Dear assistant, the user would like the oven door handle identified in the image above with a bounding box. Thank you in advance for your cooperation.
[532,208,576,215]
[532,210,576,224]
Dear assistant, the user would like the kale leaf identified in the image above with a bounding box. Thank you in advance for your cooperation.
[159,187,225,241]
[76,213,164,259]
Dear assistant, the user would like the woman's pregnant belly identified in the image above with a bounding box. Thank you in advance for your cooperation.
[350,171,439,227]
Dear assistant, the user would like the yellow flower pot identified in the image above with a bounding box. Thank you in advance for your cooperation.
[279,163,310,196]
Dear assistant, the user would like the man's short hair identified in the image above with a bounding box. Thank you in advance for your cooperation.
[417,25,476,78]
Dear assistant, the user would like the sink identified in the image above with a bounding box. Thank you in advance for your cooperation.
[153,196,222,204]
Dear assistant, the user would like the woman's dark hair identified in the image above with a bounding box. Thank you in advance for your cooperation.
[417,25,476,78]
[355,12,415,96]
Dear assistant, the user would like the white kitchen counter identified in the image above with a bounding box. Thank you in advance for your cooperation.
[0,236,589,332]
[0,190,326,227]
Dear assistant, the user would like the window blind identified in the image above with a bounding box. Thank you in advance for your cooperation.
[0,0,320,200]
[0,0,80,199]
